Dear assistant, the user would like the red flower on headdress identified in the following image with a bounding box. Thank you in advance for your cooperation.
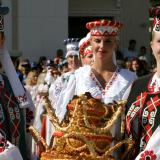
[140,150,157,160]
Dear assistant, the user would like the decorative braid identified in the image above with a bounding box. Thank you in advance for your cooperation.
[28,126,49,151]
[43,96,81,132]
[82,99,126,133]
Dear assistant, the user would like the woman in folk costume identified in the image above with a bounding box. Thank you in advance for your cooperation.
[49,38,81,109]
[52,19,137,157]
[31,62,60,159]
[55,19,137,120]
[0,4,34,160]
[31,71,50,160]
[126,14,160,160]
[46,38,81,144]
[79,32,94,66]
[25,69,39,104]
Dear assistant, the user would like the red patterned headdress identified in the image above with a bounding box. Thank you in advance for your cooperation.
[153,16,160,32]
[79,32,93,56]
[86,19,123,36]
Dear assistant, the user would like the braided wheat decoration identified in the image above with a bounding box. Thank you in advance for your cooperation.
[28,126,49,151]
[30,93,134,160]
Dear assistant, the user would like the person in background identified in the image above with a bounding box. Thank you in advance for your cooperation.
[54,49,65,66]
[125,60,132,70]
[126,14,160,159]
[138,46,150,64]
[60,62,69,74]
[130,57,149,77]
[79,32,94,66]
[64,38,81,72]
[25,69,39,105]
[37,56,47,73]
[46,38,81,145]
[17,59,31,84]
[138,45,152,70]
[123,39,138,60]
[44,60,61,86]
[49,38,81,107]
[31,70,49,160]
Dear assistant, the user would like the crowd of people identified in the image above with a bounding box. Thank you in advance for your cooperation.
[1,3,160,160]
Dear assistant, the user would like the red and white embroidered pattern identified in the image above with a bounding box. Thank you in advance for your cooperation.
[104,71,118,95]
[127,92,160,151]
[148,78,160,93]
[86,19,123,36]
[140,150,157,160]
[90,68,119,97]
[126,92,147,134]
[0,137,9,153]
[140,96,160,150]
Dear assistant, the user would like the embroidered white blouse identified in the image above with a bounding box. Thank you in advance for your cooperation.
[54,65,137,122]
[49,71,75,107]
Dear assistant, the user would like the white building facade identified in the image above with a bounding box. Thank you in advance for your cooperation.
[3,0,150,61]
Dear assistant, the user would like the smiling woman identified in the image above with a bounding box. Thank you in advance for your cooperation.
[48,18,137,159]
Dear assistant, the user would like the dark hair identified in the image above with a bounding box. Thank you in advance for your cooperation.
[130,58,143,71]
[129,39,136,45]
[38,56,47,63]
[56,49,64,57]
[140,46,146,50]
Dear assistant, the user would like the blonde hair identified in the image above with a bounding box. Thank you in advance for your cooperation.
[37,71,47,85]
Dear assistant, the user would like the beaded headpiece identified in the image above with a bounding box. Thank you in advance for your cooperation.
[86,19,123,36]
[153,14,160,32]
[63,38,80,58]
[79,32,93,56]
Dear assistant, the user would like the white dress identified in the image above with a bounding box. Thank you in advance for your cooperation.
[47,65,137,156]
[135,126,160,160]
[0,134,23,160]
[46,71,74,144]
[55,65,137,121]
[49,71,75,108]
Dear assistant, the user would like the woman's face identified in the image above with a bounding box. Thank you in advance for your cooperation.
[151,31,160,62]
[28,72,39,85]
[132,60,139,71]
[82,53,94,66]
[90,36,117,61]
[50,68,61,79]
[67,55,80,70]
